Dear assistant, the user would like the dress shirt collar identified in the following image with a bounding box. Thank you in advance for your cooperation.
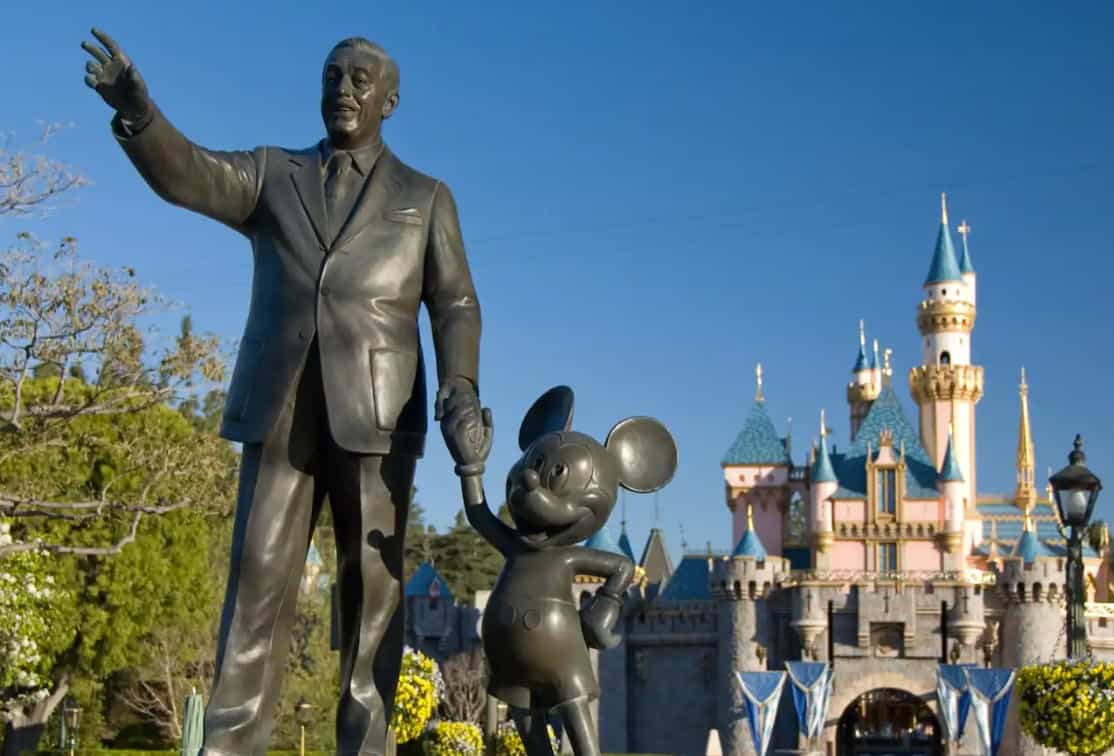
[320,137,384,177]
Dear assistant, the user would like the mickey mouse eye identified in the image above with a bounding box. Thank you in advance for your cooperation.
[548,463,570,493]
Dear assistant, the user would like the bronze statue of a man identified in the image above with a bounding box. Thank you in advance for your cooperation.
[82,29,482,755]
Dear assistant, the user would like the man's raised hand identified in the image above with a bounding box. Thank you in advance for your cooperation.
[81,28,150,121]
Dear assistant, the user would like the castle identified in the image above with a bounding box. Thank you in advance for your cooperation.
[386,195,1113,755]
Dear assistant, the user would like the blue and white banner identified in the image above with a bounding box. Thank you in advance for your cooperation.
[785,661,833,741]
[936,664,976,744]
[735,671,787,756]
[965,668,1016,756]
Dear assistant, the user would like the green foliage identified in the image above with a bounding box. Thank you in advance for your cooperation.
[0,541,79,717]
[427,509,504,602]
[1018,660,1114,756]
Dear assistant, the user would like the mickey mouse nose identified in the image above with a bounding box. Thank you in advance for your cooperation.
[522,468,541,491]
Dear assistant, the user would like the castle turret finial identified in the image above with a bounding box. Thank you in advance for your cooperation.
[958,219,971,242]
[1015,367,1037,508]
[820,408,827,438]
[872,338,880,370]
[859,319,866,348]
[746,501,755,532]
[941,192,949,225]
[755,362,764,402]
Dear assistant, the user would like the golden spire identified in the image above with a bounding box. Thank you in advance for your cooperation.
[1015,367,1037,509]
[820,408,827,438]
[957,220,971,242]
[755,362,764,402]
[941,192,949,225]
[859,319,866,349]
[746,501,755,531]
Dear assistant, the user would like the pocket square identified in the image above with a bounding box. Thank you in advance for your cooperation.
[386,207,423,225]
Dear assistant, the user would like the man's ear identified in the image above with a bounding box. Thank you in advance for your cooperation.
[382,92,399,120]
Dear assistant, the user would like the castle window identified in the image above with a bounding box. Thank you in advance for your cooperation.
[876,468,897,516]
[939,351,951,365]
[877,542,898,572]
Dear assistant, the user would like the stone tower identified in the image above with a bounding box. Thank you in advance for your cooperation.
[909,194,984,550]
[998,516,1066,755]
[711,516,784,756]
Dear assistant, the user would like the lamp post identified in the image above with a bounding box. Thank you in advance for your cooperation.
[62,698,82,756]
[1049,435,1103,659]
[294,697,314,756]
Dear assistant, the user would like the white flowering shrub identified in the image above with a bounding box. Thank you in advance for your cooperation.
[0,521,76,721]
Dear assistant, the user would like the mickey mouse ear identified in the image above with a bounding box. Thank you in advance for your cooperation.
[518,386,575,451]
[605,416,677,493]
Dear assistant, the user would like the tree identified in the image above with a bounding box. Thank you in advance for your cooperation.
[438,649,487,725]
[0,129,235,754]
[428,510,504,602]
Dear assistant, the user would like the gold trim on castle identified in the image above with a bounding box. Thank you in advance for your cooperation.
[908,364,985,403]
[916,299,977,334]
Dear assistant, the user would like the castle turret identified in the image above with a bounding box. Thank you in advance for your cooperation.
[999,509,1066,755]
[909,193,984,511]
[811,410,838,567]
[847,322,881,441]
[712,518,785,756]
[937,424,966,563]
[722,363,791,554]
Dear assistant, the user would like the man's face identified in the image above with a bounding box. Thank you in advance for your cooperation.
[320,46,397,148]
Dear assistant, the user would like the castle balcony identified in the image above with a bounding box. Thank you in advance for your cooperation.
[775,568,996,590]
[916,298,976,334]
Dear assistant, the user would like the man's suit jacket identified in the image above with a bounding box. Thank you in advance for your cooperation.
[114,109,481,456]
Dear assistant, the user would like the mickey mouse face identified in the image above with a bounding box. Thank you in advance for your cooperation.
[507,387,678,551]
[506,431,617,549]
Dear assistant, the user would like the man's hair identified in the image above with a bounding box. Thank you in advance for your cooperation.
[328,37,400,93]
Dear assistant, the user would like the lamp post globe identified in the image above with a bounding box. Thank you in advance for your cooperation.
[1049,435,1103,659]
[62,698,82,756]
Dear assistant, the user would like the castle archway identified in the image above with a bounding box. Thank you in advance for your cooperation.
[836,688,942,755]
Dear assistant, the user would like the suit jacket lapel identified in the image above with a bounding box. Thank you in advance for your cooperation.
[332,148,403,250]
[289,147,329,250]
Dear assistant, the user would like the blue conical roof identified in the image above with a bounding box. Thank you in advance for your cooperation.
[958,230,975,275]
[723,401,790,466]
[405,562,454,601]
[1013,528,1056,563]
[732,524,768,560]
[853,341,869,373]
[585,526,626,557]
[938,432,965,483]
[924,222,963,285]
[813,435,838,483]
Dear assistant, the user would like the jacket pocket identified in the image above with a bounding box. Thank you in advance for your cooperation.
[226,337,263,420]
[370,349,419,431]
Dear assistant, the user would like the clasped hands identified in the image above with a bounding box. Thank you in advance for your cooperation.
[435,377,491,477]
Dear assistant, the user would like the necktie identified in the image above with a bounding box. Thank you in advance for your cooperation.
[324,151,355,242]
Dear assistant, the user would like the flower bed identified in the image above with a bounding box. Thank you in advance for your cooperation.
[1018,659,1114,756]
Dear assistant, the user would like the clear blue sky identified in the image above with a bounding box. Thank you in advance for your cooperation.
[3,1,1112,562]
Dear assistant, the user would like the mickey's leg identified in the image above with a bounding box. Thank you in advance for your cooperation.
[511,708,556,756]
[554,698,599,756]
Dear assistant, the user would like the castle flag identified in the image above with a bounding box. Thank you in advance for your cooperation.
[936,664,977,745]
[965,668,1016,756]
[735,671,786,756]
[785,661,833,742]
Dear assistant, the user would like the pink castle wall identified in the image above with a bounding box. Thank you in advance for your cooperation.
[830,540,865,570]
[731,492,783,557]
[901,499,942,523]
[834,499,865,522]
[903,540,942,571]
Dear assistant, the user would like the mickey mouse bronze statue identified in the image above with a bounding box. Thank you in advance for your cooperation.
[440,386,677,756]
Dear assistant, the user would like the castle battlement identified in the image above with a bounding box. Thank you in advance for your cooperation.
[710,555,787,600]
